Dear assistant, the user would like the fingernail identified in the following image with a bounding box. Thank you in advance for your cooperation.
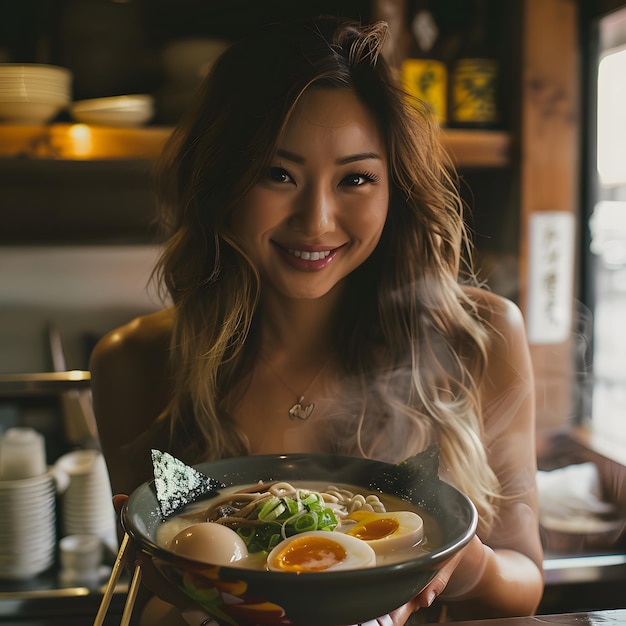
[423,591,436,607]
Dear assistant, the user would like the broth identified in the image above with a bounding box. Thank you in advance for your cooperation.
[156,481,442,570]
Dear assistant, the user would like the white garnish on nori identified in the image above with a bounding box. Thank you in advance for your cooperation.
[151,449,224,518]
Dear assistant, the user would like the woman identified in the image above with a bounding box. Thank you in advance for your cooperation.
[90,16,543,625]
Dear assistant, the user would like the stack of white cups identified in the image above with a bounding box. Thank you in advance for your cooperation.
[53,449,117,555]
[0,428,57,579]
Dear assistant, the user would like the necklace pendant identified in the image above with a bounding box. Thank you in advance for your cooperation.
[288,397,315,420]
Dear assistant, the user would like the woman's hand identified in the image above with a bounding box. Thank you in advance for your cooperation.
[359,536,485,626]
[389,534,544,624]
[112,495,204,615]
[345,545,468,626]
[387,544,467,625]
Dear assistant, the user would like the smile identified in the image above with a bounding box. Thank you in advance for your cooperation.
[288,249,332,260]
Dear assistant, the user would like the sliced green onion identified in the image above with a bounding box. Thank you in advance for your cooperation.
[234,490,340,552]
[258,496,286,521]
[291,511,318,533]
[283,498,299,516]
[318,508,338,530]
[300,492,320,507]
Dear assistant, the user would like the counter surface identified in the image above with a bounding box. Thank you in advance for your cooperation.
[450,611,626,625]
[0,608,624,626]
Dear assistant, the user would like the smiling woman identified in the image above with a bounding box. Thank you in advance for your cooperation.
[89,15,543,626]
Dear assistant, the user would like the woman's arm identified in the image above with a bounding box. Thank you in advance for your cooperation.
[443,290,544,618]
[89,309,174,496]
[384,292,544,626]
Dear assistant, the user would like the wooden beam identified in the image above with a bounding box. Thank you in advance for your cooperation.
[518,0,580,438]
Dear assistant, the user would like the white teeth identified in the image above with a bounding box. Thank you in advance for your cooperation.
[288,249,331,261]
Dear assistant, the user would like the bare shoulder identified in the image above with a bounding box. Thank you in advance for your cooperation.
[463,287,534,414]
[90,308,174,409]
[89,309,175,467]
[464,286,525,334]
[90,308,174,368]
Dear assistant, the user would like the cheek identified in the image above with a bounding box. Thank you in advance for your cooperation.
[349,194,389,243]
[230,192,279,245]
[230,196,257,237]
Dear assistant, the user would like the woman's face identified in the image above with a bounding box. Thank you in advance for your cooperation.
[230,87,389,301]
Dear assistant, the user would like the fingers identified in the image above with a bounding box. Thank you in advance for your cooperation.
[387,600,419,625]
[112,493,129,516]
[438,535,489,600]
[110,494,200,610]
[413,551,464,608]
[411,536,488,610]
[111,494,130,551]
[413,574,447,609]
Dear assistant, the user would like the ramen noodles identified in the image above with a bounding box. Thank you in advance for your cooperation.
[156,481,435,572]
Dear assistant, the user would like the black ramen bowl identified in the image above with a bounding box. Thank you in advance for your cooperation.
[122,450,477,626]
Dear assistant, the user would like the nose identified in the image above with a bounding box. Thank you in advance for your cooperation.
[288,183,336,237]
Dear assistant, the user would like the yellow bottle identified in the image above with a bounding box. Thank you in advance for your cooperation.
[401,1,447,126]
[450,0,499,128]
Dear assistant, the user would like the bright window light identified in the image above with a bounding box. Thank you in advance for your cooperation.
[598,46,626,186]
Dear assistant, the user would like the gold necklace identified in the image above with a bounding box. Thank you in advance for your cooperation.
[259,351,330,420]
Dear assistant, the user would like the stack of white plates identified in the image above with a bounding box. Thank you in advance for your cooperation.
[0,472,57,580]
[54,450,117,554]
[0,63,72,124]
[70,94,154,127]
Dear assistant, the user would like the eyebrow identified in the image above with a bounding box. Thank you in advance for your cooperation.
[276,148,382,165]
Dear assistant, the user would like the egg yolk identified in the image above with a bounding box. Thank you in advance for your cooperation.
[347,517,399,541]
[271,535,347,572]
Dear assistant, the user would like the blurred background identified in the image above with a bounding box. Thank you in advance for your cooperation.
[0,0,625,621]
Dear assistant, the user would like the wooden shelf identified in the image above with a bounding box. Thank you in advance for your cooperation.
[0,124,171,160]
[0,124,512,168]
[0,371,91,398]
[441,129,512,169]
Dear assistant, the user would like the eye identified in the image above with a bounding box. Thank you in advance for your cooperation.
[341,172,380,187]
[267,166,294,184]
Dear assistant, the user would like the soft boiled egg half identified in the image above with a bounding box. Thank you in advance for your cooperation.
[267,530,376,573]
[344,510,424,558]
[169,522,249,566]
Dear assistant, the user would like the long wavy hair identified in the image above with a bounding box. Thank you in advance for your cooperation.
[154,17,500,532]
